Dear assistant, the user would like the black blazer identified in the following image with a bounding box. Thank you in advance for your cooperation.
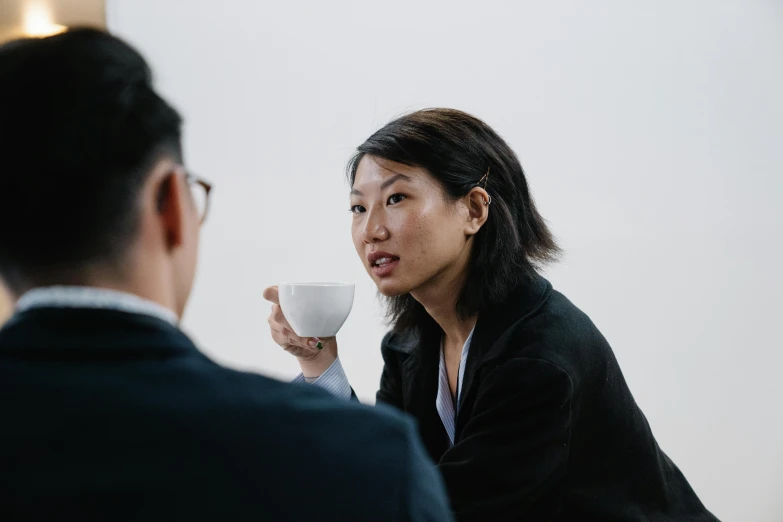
[0,307,452,522]
[377,274,718,522]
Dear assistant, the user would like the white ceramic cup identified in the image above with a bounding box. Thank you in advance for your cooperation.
[277,282,355,338]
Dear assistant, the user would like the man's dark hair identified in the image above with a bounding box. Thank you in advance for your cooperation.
[347,108,560,333]
[0,28,182,293]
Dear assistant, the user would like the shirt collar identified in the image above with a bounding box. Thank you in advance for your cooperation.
[436,327,475,446]
[15,286,179,326]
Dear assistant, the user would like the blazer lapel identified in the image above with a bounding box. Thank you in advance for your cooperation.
[454,274,552,440]
[399,325,450,463]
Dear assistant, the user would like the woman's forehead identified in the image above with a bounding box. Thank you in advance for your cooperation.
[354,155,429,186]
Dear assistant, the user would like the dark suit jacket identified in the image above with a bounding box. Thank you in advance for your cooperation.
[377,274,718,522]
[0,307,452,522]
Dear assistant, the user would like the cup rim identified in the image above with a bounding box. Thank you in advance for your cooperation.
[278,282,354,287]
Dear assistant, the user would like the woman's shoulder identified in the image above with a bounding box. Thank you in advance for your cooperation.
[380,328,419,354]
[499,286,616,380]
[528,288,606,341]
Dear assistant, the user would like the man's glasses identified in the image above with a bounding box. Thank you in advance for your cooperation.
[185,172,212,224]
[157,168,213,225]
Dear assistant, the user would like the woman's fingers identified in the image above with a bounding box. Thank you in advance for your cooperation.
[270,304,298,335]
[269,327,290,346]
[269,304,288,326]
[268,315,321,355]
[267,304,296,335]
[262,286,279,305]
[264,286,325,361]
[282,340,323,361]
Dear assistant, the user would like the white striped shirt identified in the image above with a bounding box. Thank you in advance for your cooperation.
[15,286,178,325]
[436,329,474,446]
[296,329,475,446]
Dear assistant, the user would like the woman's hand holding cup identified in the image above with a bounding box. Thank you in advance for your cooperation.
[263,285,345,379]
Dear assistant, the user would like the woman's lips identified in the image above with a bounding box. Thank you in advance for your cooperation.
[371,257,399,277]
[369,254,400,277]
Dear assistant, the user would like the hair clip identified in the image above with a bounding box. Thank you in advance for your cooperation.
[476,166,491,205]
[477,166,490,189]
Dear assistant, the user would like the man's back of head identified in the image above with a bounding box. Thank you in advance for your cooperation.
[0,28,200,317]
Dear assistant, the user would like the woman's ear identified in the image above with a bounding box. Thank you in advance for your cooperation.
[464,187,490,236]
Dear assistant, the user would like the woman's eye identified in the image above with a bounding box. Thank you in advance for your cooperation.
[349,205,365,214]
[388,194,406,205]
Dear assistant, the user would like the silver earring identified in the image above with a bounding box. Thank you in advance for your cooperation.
[484,195,492,206]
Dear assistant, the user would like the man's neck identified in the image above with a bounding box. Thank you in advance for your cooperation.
[10,259,179,317]
[16,285,179,326]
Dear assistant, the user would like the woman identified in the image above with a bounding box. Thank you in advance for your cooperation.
[264,109,716,521]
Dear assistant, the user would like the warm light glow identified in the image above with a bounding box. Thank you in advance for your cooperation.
[23,2,67,37]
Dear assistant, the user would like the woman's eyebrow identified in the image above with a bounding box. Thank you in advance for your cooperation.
[380,173,412,191]
[350,173,412,196]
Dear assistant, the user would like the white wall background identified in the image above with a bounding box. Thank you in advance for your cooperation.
[107,1,782,520]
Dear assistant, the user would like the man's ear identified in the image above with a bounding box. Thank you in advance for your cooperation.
[465,187,490,236]
[157,172,186,250]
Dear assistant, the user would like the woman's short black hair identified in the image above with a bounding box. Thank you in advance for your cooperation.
[347,108,560,332]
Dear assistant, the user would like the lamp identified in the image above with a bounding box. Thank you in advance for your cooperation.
[0,0,105,42]
[22,1,66,37]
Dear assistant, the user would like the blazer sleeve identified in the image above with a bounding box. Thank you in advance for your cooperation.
[439,357,574,522]
[375,333,405,410]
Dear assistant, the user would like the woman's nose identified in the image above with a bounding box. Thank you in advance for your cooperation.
[362,209,389,243]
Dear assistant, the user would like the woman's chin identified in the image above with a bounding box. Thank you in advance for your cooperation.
[375,279,409,298]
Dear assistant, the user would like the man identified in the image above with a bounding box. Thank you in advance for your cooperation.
[0,28,452,522]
